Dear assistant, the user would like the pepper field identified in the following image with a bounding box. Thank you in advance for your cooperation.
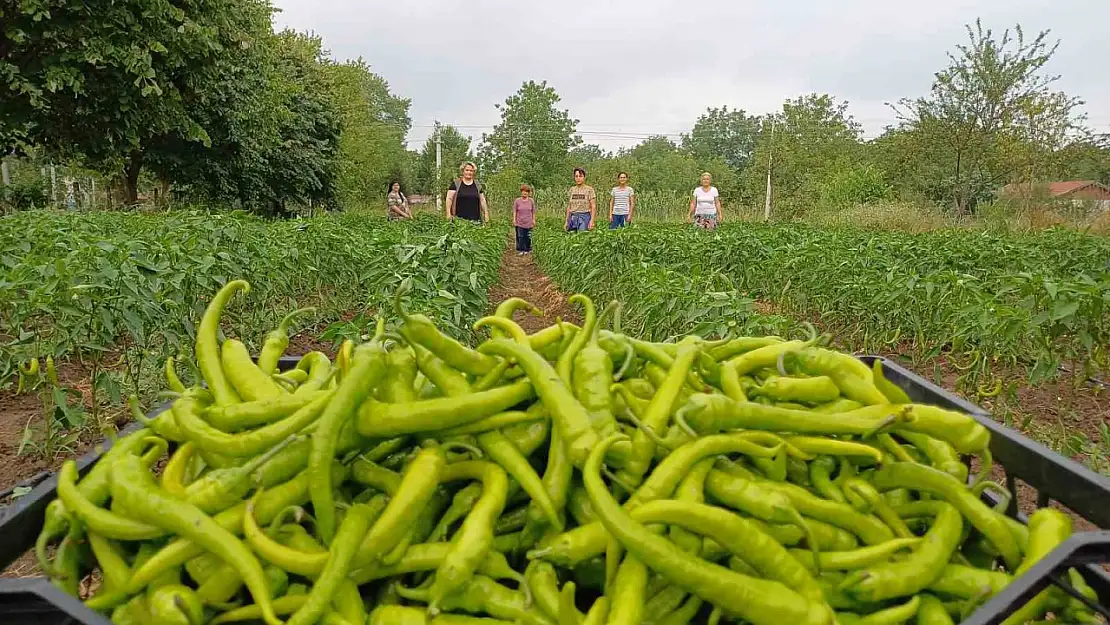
[0,208,1107,505]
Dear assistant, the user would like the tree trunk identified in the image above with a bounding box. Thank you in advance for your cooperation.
[124,150,143,205]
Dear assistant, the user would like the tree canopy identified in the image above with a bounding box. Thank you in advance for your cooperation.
[3,12,1104,217]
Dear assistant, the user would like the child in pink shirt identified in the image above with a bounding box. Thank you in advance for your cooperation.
[513,184,537,255]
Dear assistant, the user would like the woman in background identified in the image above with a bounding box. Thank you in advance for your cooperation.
[687,172,724,230]
[609,172,635,228]
[446,161,489,223]
[513,184,537,255]
[387,182,412,220]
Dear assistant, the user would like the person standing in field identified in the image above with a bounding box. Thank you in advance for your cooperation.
[513,184,537,255]
[688,171,724,230]
[446,161,490,223]
[608,172,635,228]
[565,167,596,232]
[387,182,412,220]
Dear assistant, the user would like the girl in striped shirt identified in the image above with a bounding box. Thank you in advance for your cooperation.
[608,172,635,229]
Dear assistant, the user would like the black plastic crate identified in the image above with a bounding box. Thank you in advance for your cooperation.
[860,355,1110,625]
[0,355,1106,624]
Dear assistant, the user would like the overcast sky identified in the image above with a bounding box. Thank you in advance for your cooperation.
[272,0,1110,152]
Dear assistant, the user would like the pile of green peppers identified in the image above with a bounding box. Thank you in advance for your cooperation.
[33,279,1102,625]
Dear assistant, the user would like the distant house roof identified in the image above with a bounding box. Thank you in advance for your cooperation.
[1002,180,1110,198]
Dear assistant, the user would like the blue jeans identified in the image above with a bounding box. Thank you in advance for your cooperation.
[515,226,532,252]
[566,212,591,232]
[609,214,629,229]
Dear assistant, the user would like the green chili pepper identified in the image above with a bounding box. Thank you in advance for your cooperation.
[872,360,911,403]
[572,300,621,442]
[197,280,249,406]
[895,431,968,483]
[222,338,287,401]
[57,459,165,541]
[896,404,990,455]
[208,595,345,625]
[837,594,920,625]
[811,398,865,414]
[163,356,187,393]
[292,351,333,396]
[283,502,378,625]
[108,455,281,625]
[707,336,785,361]
[788,537,921,572]
[997,507,1074,625]
[607,554,649,625]
[121,466,340,600]
[617,336,701,486]
[148,584,204,625]
[350,456,402,494]
[644,584,688,622]
[751,375,841,404]
[677,395,905,438]
[583,434,831,625]
[160,441,196,496]
[395,282,498,375]
[36,428,156,575]
[839,501,962,602]
[478,429,562,531]
[183,436,297,513]
[668,458,715,555]
[398,575,553,625]
[526,560,563,620]
[204,390,331,432]
[88,532,131,593]
[426,460,510,613]
[438,410,541,437]
[869,463,1021,569]
[357,379,534,437]
[784,347,888,406]
[479,338,600,468]
[173,388,328,457]
[633,499,829,610]
[519,425,573,550]
[916,594,956,625]
[310,338,388,544]
[256,307,315,375]
[926,563,1011,599]
[49,520,86,597]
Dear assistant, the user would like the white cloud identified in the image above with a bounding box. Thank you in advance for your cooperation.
[273,0,1110,150]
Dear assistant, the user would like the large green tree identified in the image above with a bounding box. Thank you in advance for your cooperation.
[326,58,412,207]
[889,20,1086,213]
[682,106,762,173]
[478,80,580,189]
[1,0,275,202]
[158,30,342,213]
[741,94,863,216]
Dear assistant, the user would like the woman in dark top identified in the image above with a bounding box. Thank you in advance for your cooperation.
[445,161,489,223]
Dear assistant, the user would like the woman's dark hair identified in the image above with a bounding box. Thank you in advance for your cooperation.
[617,172,628,179]
[573,167,587,178]
[389,181,402,192]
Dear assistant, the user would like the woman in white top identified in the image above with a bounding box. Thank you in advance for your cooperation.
[608,172,636,229]
[687,172,724,230]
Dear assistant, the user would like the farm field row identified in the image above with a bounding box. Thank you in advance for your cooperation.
[0,211,503,489]
[532,219,1110,473]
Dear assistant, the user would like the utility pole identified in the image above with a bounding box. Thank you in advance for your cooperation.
[1,156,10,187]
[435,121,443,216]
[763,119,776,221]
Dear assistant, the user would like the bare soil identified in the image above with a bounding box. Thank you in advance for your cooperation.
[486,245,582,330]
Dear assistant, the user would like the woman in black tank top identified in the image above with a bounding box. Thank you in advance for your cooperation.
[446,162,489,223]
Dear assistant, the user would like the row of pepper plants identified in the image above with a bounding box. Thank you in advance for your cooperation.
[0,210,503,458]
[533,220,1110,387]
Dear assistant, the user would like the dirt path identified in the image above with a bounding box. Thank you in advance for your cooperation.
[486,245,582,331]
